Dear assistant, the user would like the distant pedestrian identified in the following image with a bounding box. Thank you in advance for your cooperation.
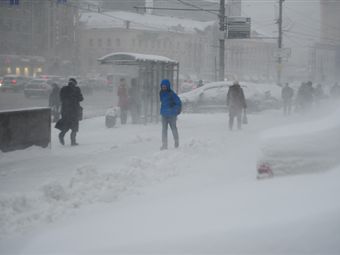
[296,81,314,112]
[129,78,141,124]
[49,83,60,122]
[159,79,182,150]
[281,83,294,115]
[314,83,325,105]
[226,81,247,130]
[117,78,129,124]
[197,79,204,88]
[56,78,83,146]
[330,82,340,99]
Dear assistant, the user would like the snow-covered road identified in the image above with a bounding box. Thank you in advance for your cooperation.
[1,108,340,254]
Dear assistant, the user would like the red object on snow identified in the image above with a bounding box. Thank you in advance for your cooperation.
[257,163,273,176]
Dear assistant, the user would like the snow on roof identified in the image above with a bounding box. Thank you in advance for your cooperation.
[98,52,178,65]
[80,11,215,33]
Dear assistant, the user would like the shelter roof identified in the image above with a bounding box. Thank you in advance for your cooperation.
[98,52,178,65]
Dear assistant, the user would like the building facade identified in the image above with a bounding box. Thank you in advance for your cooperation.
[312,0,340,82]
[78,9,276,83]
[78,11,213,80]
[0,0,78,77]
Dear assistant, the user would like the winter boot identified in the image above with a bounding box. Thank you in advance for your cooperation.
[70,131,78,146]
[58,132,65,145]
[160,145,168,150]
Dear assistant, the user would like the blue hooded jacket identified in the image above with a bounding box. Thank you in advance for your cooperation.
[159,79,182,117]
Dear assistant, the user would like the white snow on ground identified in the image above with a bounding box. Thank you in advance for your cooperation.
[0,103,340,254]
[258,104,340,176]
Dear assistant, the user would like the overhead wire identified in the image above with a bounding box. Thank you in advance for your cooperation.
[62,0,201,33]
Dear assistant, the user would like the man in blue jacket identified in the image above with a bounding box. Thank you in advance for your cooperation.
[159,79,182,150]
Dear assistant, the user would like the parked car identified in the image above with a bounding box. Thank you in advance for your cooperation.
[179,81,282,113]
[78,79,93,95]
[180,81,229,113]
[180,80,197,93]
[86,78,107,91]
[0,75,30,92]
[24,79,53,98]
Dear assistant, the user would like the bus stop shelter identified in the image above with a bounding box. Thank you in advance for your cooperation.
[98,52,179,124]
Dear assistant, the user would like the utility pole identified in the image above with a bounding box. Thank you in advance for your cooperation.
[219,0,225,81]
[277,0,284,85]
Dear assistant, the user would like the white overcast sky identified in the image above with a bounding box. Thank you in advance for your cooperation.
[243,0,320,45]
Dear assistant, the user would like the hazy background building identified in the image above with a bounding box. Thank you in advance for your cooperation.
[0,0,78,77]
[312,0,340,82]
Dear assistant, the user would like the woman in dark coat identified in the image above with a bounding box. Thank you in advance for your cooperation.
[117,78,129,124]
[57,78,83,146]
[226,81,247,130]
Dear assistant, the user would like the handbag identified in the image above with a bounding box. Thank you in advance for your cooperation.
[242,109,248,124]
[55,119,64,131]
[78,105,83,121]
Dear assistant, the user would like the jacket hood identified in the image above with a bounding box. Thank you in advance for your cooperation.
[160,79,171,90]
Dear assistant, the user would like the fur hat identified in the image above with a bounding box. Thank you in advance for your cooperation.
[69,78,77,85]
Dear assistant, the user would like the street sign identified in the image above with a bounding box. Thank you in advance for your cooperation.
[226,17,251,39]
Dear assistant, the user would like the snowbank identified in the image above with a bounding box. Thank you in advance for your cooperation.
[258,108,340,176]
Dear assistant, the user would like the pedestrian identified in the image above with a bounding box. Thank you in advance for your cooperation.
[296,81,314,112]
[159,79,182,150]
[129,78,141,124]
[226,81,247,130]
[56,78,84,146]
[117,78,129,124]
[49,83,60,122]
[330,82,340,99]
[314,83,325,105]
[281,82,294,115]
[197,79,204,88]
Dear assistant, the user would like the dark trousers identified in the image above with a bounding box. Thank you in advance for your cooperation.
[59,128,77,144]
[51,105,60,123]
[130,104,141,124]
[120,108,128,124]
[229,110,242,130]
[283,99,292,115]
[162,116,179,148]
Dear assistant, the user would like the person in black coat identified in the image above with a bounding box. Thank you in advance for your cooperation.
[281,83,294,115]
[226,81,247,130]
[57,78,83,146]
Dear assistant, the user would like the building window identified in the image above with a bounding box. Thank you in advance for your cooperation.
[107,38,111,47]
[116,38,121,47]
[89,38,93,47]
